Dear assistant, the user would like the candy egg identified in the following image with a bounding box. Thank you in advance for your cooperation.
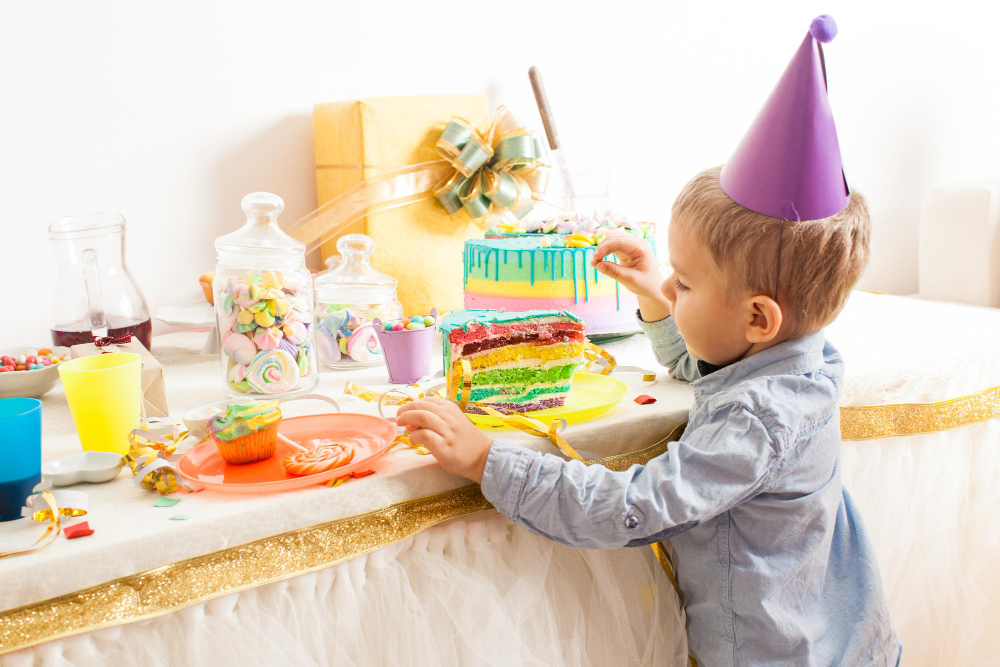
[423,316,435,326]
[38,348,51,356]
[405,321,425,330]
[339,337,349,354]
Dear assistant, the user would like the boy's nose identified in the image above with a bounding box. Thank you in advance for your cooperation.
[661,275,675,302]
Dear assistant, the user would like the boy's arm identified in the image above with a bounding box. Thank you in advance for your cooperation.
[636,312,700,383]
[481,402,779,550]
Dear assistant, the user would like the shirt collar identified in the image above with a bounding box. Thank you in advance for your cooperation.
[692,330,828,399]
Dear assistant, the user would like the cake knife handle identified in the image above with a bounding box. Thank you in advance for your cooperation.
[529,66,560,151]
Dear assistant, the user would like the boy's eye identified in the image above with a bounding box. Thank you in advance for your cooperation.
[674,278,688,292]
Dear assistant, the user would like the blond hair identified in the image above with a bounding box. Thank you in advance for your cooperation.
[671,166,871,337]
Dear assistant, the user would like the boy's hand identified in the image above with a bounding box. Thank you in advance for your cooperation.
[591,233,672,321]
[396,397,493,483]
[591,233,663,299]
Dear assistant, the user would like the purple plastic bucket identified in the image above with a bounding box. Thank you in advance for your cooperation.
[373,309,438,384]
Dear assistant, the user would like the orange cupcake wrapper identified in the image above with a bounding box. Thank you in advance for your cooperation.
[214,423,278,464]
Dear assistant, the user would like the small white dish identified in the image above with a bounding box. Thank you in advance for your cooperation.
[154,304,215,328]
[0,346,70,399]
[42,451,125,486]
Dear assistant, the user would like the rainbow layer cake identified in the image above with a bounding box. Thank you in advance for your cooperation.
[464,212,656,335]
[442,309,586,414]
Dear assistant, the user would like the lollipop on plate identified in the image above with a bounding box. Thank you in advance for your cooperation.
[284,439,355,476]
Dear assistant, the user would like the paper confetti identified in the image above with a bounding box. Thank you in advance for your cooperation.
[63,522,95,539]
[634,394,657,405]
[169,515,190,521]
[153,496,181,507]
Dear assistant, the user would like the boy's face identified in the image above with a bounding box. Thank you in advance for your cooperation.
[661,220,753,366]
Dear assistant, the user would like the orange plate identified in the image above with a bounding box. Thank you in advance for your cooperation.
[177,413,397,493]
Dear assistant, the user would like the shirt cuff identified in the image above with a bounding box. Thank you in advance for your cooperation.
[480,438,534,520]
[635,309,684,348]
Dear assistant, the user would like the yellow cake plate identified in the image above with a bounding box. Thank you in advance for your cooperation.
[468,372,630,429]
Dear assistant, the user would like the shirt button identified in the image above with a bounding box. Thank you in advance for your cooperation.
[624,514,639,529]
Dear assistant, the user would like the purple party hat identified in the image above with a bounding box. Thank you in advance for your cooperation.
[719,15,851,221]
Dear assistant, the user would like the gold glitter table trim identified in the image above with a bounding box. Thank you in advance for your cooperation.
[0,431,682,655]
[840,384,1000,441]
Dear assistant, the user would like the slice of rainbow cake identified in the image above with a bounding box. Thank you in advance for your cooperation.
[442,309,586,414]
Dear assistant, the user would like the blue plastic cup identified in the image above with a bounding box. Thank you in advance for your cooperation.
[0,398,42,522]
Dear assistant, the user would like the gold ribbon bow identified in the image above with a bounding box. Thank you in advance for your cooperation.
[0,489,88,560]
[432,106,550,226]
[284,107,549,253]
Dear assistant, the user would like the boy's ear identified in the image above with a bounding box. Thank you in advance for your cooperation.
[745,295,783,343]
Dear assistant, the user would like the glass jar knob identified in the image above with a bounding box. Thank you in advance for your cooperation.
[337,233,376,269]
[242,192,284,219]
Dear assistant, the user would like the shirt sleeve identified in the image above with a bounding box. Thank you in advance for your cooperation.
[480,402,780,549]
[636,311,700,383]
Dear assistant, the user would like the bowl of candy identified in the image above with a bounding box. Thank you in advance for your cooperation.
[0,347,70,398]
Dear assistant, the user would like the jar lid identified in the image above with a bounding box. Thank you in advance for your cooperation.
[215,193,305,268]
[314,234,397,304]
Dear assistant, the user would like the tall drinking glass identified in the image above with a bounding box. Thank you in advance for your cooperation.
[58,353,141,455]
[0,398,42,522]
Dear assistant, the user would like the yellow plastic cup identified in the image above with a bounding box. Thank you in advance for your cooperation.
[58,352,142,455]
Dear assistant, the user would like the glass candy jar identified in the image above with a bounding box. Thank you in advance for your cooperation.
[314,234,402,369]
[213,193,318,397]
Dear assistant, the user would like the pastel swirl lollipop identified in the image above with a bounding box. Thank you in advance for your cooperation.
[245,349,300,394]
[284,441,355,476]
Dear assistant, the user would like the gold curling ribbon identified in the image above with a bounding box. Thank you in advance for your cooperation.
[0,490,85,560]
[125,420,188,494]
[582,341,617,375]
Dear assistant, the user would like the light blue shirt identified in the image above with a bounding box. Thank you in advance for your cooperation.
[481,315,900,666]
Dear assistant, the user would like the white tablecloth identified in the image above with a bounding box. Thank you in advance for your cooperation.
[3,292,1000,666]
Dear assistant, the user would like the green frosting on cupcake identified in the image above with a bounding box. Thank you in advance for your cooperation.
[209,401,282,441]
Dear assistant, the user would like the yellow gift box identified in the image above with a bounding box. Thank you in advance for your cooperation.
[313,95,489,315]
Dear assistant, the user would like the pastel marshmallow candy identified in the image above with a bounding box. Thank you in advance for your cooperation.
[282,321,308,346]
[253,326,283,351]
[347,324,379,362]
[224,333,257,365]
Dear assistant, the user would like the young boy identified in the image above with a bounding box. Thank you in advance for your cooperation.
[397,15,900,666]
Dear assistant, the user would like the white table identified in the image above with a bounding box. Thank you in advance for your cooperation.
[2,292,999,666]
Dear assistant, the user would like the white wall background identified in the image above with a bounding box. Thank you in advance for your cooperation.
[2,0,998,348]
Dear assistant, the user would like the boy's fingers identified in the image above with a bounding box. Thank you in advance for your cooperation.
[397,398,437,412]
[396,409,449,435]
[407,428,446,451]
[592,237,639,263]
[594,260,638,280]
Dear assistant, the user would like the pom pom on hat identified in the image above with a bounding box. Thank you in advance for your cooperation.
[809,14,837,43]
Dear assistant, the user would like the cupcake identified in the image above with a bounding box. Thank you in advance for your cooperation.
[208,401,282,464]
[199,272,216,304]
